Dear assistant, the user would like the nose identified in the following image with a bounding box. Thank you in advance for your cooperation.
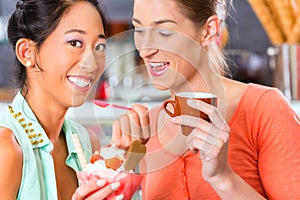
[139,47,158,58]
[135,29,158,58]
[79,51,100,72]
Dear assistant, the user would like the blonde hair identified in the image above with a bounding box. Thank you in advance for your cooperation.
[175,0,231,76]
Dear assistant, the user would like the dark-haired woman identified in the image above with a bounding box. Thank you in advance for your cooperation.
[112,0,300,199]
[0,1,122,199]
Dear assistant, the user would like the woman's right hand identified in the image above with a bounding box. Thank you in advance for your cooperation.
[72,180,123,200]
[111,104,150,149]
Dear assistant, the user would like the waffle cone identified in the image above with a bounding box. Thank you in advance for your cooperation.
[248,0,285,45]
[288,14,300,43]
[265,0,283,30]
[271,1,295,42]
[296,0,300,11]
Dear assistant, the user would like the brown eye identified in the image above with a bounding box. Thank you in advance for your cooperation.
[95,43,106,52]
[68,40,83,48]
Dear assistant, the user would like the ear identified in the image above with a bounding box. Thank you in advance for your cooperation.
[15,38,35,67]
[199,15,220,47]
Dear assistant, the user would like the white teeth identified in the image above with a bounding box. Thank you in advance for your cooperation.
[68,77,91,88]
[150,62,165,67]
[150,62,168,73]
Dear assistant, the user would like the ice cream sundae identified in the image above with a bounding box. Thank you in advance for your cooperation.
[77,141,146,200]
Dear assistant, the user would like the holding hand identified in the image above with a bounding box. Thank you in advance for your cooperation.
[171,99,231,182]
[72,180,123,200]
[112,104,151,149]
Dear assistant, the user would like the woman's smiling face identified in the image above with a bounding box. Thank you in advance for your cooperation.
[132,0,205,91]
[28,1,106,107]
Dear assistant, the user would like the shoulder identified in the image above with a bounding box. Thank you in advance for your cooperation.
[245,84,292,113]
[0,127,23,196]
[0,127,22,154]
[241,84,299,140]
[239,83,289,110]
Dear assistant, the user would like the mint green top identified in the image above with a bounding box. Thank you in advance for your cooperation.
[0,92,93,200]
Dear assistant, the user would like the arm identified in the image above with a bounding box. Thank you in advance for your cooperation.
[0,127,23,199]
[253,89,300,199]
[208,170,266,200]
[177,88,300,199]
[172,99,266,200]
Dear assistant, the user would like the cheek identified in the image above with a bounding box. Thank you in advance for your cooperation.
[95,56,105,74]
[39,45,74,71]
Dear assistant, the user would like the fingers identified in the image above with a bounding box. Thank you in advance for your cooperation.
[111,120,122,147]
[127,109,143,140]
[72,180,122,200]
[187,99,230,132]
[120,114,132,147]
[171,115,227,140]
[86,182,122,200]
[131,105,151,143]
[170,101,230,160]
[186,128,228,160]
[111,104,150,149]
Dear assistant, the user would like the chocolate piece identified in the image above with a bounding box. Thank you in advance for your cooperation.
[124,140,146,171]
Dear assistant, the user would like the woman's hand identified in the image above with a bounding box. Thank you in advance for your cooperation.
[111,104,151,149]
[72,180,123,200]
[170,99,231,182]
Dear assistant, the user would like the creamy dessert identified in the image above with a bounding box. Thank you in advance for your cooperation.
[77,143,145,200]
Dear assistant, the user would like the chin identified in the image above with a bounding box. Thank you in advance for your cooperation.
[70,95,88,107]
[151,82,169,91]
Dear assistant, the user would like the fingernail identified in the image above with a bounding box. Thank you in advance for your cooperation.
[192,149,198,154]
[187,99,197,106]
[170,117,181,124]
[96,179,106,187]
[115,194,124,200]
[111,182,121,191]
[143,103,149,109]
[205,155,213,161]
[170,116,179,122]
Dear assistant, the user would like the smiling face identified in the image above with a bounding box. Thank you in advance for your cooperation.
[132,0,207,92]
[27,1,106,107]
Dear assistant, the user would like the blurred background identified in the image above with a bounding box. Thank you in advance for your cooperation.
[0,0,274,100]
[0,0,300,108]
[0,0,299,134]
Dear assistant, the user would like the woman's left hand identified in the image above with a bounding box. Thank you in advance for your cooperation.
[170,99,231,182]
[71,180,122,200]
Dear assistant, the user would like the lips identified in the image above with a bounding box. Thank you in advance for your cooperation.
[67,76,92,89]
[149,62,169,77]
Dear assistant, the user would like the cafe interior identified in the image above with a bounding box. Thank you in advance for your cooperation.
[0,0,299,137]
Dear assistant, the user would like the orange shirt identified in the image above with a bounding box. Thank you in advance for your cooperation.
[140,84,300,200]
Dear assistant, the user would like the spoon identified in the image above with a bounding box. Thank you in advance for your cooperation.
[93,100,132,110]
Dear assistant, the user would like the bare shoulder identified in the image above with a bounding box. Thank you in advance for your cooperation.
[0,127,23,198]
[224,78,249,100]
[0,127,22,155]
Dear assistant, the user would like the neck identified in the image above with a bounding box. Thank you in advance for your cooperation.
[22,89,67,144]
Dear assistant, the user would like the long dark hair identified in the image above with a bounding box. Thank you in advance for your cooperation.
[7,0,109,88]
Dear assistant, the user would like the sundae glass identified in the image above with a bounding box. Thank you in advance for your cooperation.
[77,141,146,200]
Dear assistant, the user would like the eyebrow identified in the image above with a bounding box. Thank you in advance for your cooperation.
[64,29,106,39]
[132,18,177,26]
